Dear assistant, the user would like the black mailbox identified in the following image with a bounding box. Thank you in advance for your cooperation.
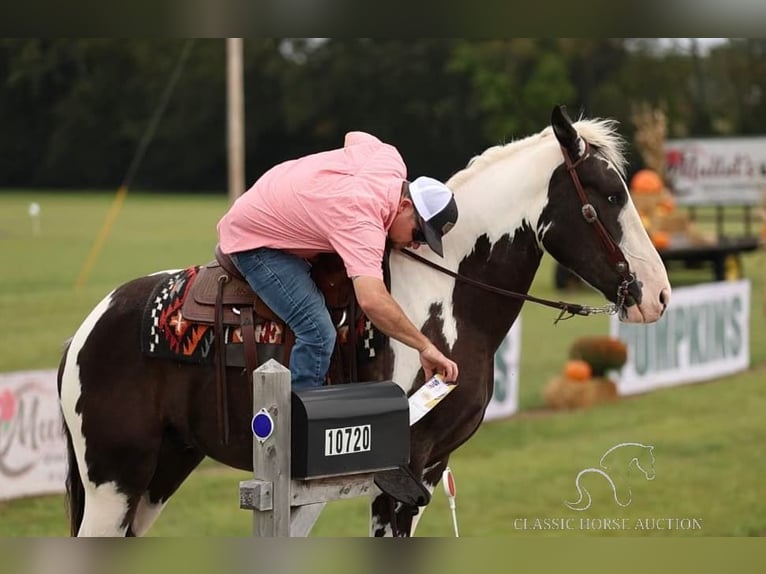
[291,381,409,479]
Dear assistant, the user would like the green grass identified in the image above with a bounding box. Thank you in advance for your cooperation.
[0,189,764,537]
[0,190,223,371]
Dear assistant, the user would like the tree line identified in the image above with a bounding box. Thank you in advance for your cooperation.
[1,38,764,192]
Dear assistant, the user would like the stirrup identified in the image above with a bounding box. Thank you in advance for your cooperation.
[373,465,431,507]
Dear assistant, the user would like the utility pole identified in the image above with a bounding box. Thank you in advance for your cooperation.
[227,38,245,203]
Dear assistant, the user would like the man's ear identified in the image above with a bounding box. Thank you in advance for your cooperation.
[399,197,414,213]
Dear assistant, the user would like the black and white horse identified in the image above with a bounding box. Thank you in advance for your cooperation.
[59,106,670,536]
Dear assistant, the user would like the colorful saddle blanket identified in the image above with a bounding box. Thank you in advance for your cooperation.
[141,266,283,364]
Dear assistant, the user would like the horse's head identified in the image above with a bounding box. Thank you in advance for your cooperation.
[540,105,671,323]
[633,445,656,481]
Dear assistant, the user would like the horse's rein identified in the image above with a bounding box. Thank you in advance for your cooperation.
[401,141,636,324]
[401,249,615,324]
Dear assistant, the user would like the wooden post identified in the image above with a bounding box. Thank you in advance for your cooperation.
[251,359,291,536]
[226,38,245,203]
[239,361,389,537]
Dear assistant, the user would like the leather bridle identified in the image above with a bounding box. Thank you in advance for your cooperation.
[561,140,636,297]
[402,140,637,323]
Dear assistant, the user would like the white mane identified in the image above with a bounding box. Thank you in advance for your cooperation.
[448,117,627,190]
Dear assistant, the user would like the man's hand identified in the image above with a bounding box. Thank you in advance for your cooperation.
[353,276,459,382]
[419,343,459,382]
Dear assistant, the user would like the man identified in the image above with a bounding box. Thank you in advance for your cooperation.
[217,131,459,388]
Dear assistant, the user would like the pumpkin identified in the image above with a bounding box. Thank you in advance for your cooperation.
[630,169,664,195]
[563,359,592,382]
[651,230,670,249]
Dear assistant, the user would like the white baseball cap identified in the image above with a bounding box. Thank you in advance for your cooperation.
[409,176,458,257]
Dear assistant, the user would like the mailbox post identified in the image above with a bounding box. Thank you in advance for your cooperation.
[239,359,410,537]
[249,360,291,536]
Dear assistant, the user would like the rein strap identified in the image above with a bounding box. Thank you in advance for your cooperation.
[400,249,616,324]
[399,138,638,323]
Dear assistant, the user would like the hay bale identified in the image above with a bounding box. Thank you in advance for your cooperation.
[543,376,597,409]
[543,376,618,410]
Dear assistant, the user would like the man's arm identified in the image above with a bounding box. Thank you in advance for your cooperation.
[352,276,459,382]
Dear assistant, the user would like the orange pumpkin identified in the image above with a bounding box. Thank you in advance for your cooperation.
[630,169,664,195]
[651,230,670,249]
[564,359,592,382]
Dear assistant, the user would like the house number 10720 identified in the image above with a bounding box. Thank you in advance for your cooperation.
[324,425,371,456]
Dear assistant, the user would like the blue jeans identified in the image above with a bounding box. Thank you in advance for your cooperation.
[231,248,336,388]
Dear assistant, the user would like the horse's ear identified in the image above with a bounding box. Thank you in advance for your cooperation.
[551,105,582,160]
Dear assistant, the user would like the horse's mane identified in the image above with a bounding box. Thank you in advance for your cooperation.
[448,117,627,189]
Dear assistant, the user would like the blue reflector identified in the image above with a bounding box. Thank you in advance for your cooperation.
[252,408,274,442]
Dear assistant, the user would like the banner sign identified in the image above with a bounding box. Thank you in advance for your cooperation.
[664,137,766,205]
[486,319,521,420]
[610,281,750,396]
[0,370,66,501]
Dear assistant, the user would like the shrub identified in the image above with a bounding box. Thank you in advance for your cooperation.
[569,336,627,377]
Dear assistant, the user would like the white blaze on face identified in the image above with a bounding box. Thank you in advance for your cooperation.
[617,182,671,323]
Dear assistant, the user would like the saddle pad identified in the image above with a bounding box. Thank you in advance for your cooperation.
[141,267,283,364]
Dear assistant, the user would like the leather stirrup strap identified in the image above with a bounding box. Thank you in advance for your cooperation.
[240,306,258,410]
[328,343,343,385]
[349,297,358,382]
[282,329,295,374]
[214,274,230,445]
[215,245,245,281]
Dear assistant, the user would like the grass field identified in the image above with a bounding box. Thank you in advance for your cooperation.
[0,190,764,537]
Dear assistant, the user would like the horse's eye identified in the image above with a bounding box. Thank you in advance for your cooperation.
[607,195,619,205]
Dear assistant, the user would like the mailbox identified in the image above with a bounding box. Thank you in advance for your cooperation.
[291,381,409,479]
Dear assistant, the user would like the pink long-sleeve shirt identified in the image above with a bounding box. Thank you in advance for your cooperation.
[217,131,406,280]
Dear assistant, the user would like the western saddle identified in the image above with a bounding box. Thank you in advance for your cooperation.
[181,247,432,509]
[181,246,359,444]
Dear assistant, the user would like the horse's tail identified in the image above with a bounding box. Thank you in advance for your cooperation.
[63,422,85,536]
[564,469,595,511]
[58,340,84,537]
[564,486,592,511]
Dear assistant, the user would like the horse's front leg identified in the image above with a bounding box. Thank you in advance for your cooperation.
[370,494,419,537]
[369,459,448,537]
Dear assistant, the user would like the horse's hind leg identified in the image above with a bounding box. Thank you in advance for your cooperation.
[129,434,205,536]
[63,397,163,537]
[60,293,162,536]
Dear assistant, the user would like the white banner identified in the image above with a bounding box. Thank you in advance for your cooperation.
[665,137,766,205]
[0,369,66,500]
[610,281,750,396]
[486,319,521,420]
